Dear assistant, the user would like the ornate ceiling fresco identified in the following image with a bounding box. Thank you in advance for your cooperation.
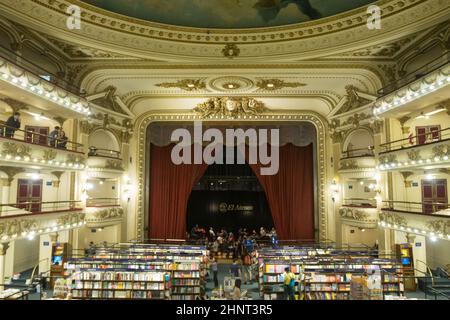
[81,0,375,29]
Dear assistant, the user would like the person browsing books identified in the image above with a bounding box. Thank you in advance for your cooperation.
[283,267,296,300]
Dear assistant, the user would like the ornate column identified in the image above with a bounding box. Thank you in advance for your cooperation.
[0,242,10,292]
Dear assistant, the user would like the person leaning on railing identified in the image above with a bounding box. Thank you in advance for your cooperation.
[1,112,21,138]
[48,126,60,147]
[56,130,68,149]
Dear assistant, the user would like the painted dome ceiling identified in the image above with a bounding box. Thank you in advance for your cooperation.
[81,0,376,29]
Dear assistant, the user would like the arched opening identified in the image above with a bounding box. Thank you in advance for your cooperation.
[146,122,317,241]
[343,128,374,158]
[88,129,120,154]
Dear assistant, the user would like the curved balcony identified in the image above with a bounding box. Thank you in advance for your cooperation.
[85,198,123,228]
[379,200,450,241]
[0,125,85,170]
[338,147,376,178]
[86,147,124,179]
[0,201,86,243]
[378,127,450,172]
[339,198,378,228]
[374,55,450,117]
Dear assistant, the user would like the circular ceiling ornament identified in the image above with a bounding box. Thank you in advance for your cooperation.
[209,76,254,92]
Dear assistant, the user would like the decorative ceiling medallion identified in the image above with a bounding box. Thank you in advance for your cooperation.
[155,79,206,91]
[222,44,240,59]
[222,82,241,90]
[209,76,254,93]
[256,78,307,91]
[194,97,268,119]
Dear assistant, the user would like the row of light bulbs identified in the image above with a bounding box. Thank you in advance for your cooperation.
[0,153,85,169]
[0,71,91,115]
[373,75,450,115]
[0,221,86,242]
[379,221,450,242]
[378,155,450,171]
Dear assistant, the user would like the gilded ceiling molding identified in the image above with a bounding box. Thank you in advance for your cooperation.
[256,79,307,91]
[134,109,329,242]
[336,85,373,115]
[79,63,383,94]
[155,79,207,91]
[193,97,268,119]
[222,44,240,58]
[2,0,446,61]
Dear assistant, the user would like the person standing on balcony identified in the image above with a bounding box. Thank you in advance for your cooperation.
[49,126,60,147]
[57,130,68,149]
[4,112,21,138]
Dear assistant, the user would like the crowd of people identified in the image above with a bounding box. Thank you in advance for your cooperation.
[189,226,278,300]
[1,112,68,149]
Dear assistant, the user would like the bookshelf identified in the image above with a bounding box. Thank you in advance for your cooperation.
[258,247,404,300]
[70,270,168,300]
[65,244,208,300]
[170,260,202,300]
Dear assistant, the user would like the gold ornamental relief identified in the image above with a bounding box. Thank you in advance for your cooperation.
[193,97,269,119]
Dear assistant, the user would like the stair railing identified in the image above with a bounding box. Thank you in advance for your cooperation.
[416,259,435,286]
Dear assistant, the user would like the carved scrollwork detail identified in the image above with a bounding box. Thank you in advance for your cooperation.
[370,119,384,134]
[432,144,450,158]
[105,159,124,171]
[66,154,85,165]
[379,211,408,227]
[80,121,98,135]
[339,207,369,221]
[43,149,57,161]
[0,219,38,236]
[156,79,206,91]
[339,159,358,170]
[2,142,31,158]
[426,220,450,235]
[342,113,371,127]
[407,149,421,161]
[379,154,397,164]
[194,97,268,119]
[330,130,344,144]
[338,86,372,114]
[222,44,240,58]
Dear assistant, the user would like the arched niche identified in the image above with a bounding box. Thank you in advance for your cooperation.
[343,128,374,156]
[88,129,120,152]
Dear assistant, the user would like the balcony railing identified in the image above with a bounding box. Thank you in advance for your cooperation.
[381,200,450,216]
[0,45,82,96]
[0,200,82,217]
[380,127,450,154]
[377,53,449,96]
[0,123,83,153]
[88,147,121,159]
[86,198,120,208]
[342,198,377,208]
[341,146,374,159]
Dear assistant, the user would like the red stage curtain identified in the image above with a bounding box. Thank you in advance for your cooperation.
[249,143,314,241]
[148,144,208,239]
